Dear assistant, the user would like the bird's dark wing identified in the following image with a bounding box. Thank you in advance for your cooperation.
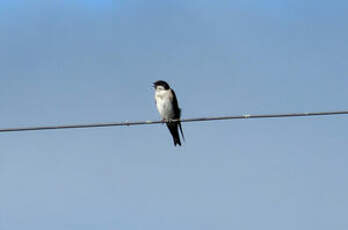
[170,89,185,142]
[171,89,181,119]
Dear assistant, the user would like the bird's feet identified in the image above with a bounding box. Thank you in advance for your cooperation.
[162,119,173,124]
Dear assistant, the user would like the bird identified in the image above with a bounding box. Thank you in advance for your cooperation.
[153,80,185,146]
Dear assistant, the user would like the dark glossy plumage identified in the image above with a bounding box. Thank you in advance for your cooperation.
[153,80,170,90]
[154,80,185,146]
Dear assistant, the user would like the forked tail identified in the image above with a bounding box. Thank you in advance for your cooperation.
[166,122,182,146]
[178,122,185,142]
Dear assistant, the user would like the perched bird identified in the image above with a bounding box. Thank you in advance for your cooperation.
[153,80,185,146]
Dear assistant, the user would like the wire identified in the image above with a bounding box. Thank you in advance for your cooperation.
[0,110,347,133]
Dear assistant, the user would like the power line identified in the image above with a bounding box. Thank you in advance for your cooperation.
[0,110,347,133]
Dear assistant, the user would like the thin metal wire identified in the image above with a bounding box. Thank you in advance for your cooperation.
[0,110,347,133]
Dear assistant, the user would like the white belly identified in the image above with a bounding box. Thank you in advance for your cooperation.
[155,92,174,120]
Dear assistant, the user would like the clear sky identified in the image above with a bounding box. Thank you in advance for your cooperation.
[1,0,348,229]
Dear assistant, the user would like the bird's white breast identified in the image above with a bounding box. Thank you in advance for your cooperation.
[155,89,174,120]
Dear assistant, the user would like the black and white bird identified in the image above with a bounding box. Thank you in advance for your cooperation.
[153,80,185,146]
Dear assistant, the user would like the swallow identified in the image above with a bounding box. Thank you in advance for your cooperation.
[153,80,185,146]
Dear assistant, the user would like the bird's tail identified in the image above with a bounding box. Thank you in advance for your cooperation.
[178,122,185,142]
[174,136,181,146]
[166,122,181,146]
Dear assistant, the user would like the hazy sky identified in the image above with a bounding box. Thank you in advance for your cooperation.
[1,1,348,229]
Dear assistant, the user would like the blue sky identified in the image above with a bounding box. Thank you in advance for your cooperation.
[1,1,348,229]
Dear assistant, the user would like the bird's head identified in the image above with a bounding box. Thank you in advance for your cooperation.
[153,80,170,91]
